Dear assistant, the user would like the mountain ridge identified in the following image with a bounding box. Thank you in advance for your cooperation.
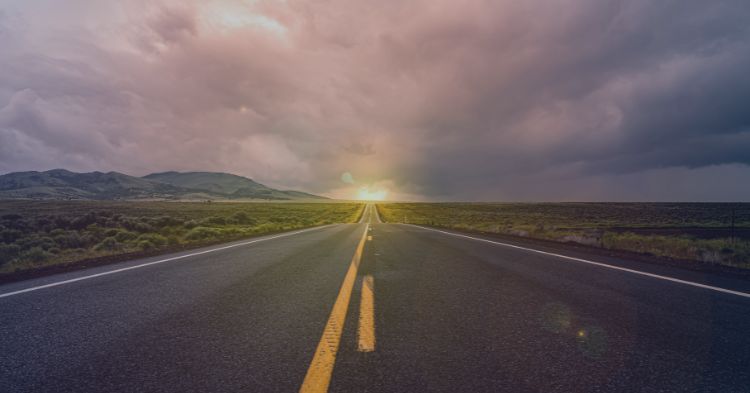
[0,169,326,201]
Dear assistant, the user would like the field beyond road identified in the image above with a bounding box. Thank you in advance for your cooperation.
[0,201,362,276]
[377,203,750,268]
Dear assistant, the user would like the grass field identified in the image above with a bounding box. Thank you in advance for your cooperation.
[0,201,363,274]
[377,203,750,268]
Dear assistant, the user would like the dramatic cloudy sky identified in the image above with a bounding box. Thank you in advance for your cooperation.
[1,0,750,201]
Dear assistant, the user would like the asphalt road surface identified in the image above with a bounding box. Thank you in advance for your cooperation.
[2,205,750,392]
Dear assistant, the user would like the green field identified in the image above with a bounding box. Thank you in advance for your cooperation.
[0,201,363,274]
[377,203,750,267]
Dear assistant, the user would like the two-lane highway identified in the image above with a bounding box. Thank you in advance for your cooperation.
[0,222,367,393]
[2,204,750,392]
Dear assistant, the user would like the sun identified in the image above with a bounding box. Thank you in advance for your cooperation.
[356,186,388,201]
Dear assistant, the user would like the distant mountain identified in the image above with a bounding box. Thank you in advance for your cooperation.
[143,171,271,195]
[0,169,326,200]
[143,171,327,200]
[0,169,192,200]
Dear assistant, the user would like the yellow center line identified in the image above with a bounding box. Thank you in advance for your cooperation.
[358,275,376,352]
[299,223,370,393]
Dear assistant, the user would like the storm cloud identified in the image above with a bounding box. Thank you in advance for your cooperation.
[1,0,749,201]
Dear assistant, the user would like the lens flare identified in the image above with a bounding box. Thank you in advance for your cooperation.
[356,186,388,201]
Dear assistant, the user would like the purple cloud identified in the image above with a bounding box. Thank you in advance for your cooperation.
[1,0,749,200]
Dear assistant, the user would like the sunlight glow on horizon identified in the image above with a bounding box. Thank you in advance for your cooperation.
[355,186,388,201]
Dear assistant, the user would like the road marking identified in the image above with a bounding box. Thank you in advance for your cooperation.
[358,204,370,224]
[300,224,369,393]
[407,225,750,299]
[373,204,383,223]
[0,225,334,299]
[358,275,376,352]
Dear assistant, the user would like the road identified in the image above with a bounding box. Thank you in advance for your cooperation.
[1,204,750,392]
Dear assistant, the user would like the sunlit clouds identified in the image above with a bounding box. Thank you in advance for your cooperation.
[1,0,750,200]
[356,186,388,202]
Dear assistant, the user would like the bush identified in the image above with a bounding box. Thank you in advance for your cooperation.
[204,216,227,226]
[120,218,153,233]
[21,247,52,263]
[36,217,53,230]
[70,213,99,230]
[0,243,21,265]
[54,216,71,229]
[153,216,184,228]
[184,227,220,241]
[138,240,156,250]
[133,222,154,233]
[136,233,167,247]
[114,230,138,242]
[230,211,256,226]
[36,236,57,251]
[94,237,122,252]
[54,231,85,249]
[1,229,23,243]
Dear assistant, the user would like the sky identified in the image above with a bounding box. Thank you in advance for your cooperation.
[1,0,750,201]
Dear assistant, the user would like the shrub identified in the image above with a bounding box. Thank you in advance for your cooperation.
[1,229,23,243]
[153,216,183,228]
[184,227,220,241]
[70,213,98,230]
[0,244,21,264]
[120,218,154,233]
[21,247,52,263]
[204,216,227,226]
[133,222,154,233]
[79,233,98,247]
[54,216,71,229]
[114,230,138,242]
[94,237,121,252]
[136,233,167,247]
[36,217,52,229]
[36,236,57,251]
[230,212,256,226]
[138,240,155,250]
[54,231,85,249]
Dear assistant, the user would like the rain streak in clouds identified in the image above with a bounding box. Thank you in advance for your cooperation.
[1,0,750,201]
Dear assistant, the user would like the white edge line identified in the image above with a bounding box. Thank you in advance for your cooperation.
[405,224,750,299]
[0,225,335,299]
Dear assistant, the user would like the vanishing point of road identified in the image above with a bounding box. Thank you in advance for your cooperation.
[1,205,749,392]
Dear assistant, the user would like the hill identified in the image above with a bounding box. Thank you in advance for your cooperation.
[0,169,326,200]
[143,171,327,200]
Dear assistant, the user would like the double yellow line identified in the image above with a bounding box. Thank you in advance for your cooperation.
[299,223,376,393]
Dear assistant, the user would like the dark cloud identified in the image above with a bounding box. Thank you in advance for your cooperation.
[0,0,749,200]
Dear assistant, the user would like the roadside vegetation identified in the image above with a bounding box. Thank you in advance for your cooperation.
[0,201,362,274]
[377,203,750,268]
